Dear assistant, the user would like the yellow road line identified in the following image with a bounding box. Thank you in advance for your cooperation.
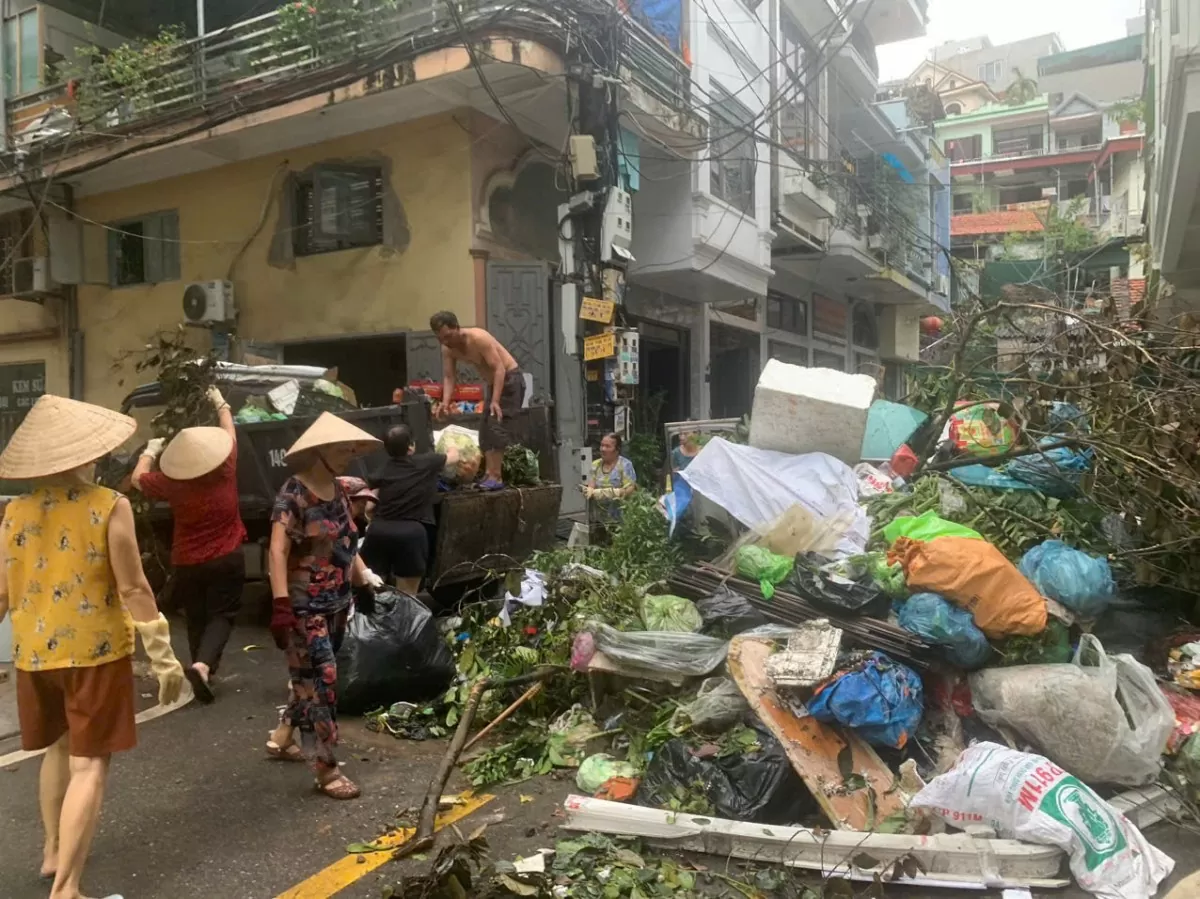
[275,793,495,899]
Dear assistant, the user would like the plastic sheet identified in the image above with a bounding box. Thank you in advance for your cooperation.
[695,586,768,637]
[1019,540,1115,619]
[641,594,703,633]
[669,677,750,734]
[806,652,924,749]
[882,510,982,545]
[735,545,794,599]
[897,593,992,669]
[677,438,868,557]
[911,743,1174,899]
[592,624,728,677]
[336,591,456,715]
[969,635,1175,786]
[636,723,811,824]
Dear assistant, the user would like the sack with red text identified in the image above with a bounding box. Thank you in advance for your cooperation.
[910,743,1173,899]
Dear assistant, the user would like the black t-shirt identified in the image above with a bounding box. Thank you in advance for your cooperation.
[369,453,447,525]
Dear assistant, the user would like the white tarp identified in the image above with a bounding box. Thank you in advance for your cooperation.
[678,437,868,557]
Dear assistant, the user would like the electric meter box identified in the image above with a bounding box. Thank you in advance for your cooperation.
[617,329,639,385]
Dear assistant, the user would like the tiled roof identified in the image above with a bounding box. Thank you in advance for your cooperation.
[951,209,1046,237]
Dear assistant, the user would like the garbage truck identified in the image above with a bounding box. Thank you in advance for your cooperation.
[107,363,562,597]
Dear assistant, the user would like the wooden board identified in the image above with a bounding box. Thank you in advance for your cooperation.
[727,636,907,831]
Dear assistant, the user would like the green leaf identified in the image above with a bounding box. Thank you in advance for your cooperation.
[499,874,539,895]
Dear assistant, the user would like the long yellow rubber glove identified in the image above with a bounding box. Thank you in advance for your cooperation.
[134,614,185,706]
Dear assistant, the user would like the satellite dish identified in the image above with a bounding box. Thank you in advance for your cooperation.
[182,283,209,321]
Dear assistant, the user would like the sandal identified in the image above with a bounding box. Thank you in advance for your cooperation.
[316,773,361,800]
[186,666,215,704]
[265,737,304,762]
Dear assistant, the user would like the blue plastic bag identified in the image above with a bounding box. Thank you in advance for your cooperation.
[806,652,923,749]
[897,593,992,669]
[1018,540,1115,618]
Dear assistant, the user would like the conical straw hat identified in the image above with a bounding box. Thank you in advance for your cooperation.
[159,426,234,480]
[0,395,137,480]
[285,412,381,462]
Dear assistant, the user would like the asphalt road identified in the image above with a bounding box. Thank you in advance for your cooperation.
[0,621,1195,899]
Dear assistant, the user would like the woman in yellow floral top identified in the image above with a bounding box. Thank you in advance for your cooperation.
[0,395,184,899]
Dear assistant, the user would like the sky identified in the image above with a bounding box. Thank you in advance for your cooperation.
[877,0,1145,81]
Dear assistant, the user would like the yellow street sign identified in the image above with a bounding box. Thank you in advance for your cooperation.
[580,296,616,324]
[583,331,617,361]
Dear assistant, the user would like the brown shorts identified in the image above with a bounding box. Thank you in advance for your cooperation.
[16,656,137,757]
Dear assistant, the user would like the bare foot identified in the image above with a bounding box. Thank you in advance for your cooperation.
[40,844,56,879]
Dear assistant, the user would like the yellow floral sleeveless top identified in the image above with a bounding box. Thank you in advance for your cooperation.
[2,484,134,672]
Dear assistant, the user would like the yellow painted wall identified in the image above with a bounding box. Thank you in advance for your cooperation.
[75,112,475,411]
[0,298,66,396]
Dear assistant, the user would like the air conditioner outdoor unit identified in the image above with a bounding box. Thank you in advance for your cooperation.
[10,256,56,296]
[182,280,236,325]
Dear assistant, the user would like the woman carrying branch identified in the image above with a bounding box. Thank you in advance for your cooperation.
[132,386,246,704]
[0,395,184,899]
[265,413,383,800]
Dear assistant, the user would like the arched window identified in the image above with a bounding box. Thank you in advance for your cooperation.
[945,102,963,115]
[479,155,568,259]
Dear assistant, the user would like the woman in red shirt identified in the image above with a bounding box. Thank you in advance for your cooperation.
[132,387,247,704]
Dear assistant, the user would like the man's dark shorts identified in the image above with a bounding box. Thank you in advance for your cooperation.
[480,370,526,453]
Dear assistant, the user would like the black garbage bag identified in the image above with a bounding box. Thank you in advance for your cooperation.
[1091,587,1192,666]
[695,585,768,637]
[636,723,812,824]
[336,590,456,715]
[789,553,889,618]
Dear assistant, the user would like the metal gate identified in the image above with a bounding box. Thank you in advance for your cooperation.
[485,262,586,516]
[486,262,551,399]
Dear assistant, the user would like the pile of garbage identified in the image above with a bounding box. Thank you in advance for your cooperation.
[349,360,1199,898]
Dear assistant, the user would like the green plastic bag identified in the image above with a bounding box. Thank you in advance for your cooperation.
[576,754,639,794]
[735,545,794,600]
[883,510,984,545]
[641,594,703,632]
[1175,734,1200,798]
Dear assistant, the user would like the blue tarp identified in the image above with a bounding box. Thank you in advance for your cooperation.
[807,652,923,749]
[629,0,682,53]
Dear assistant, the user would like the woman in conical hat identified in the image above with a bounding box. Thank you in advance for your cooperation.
[0,394,184,898]
[131,386,247,704]
[264,412,383,800]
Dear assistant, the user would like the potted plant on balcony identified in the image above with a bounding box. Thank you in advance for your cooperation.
[62,26,186,127]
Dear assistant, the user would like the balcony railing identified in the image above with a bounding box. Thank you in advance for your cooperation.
[826,159,936,285]
[948,141,1106,166]
[6,0,690,148]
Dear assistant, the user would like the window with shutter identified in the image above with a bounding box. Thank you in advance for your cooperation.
[107,211,180,286]
[294,165,384,256]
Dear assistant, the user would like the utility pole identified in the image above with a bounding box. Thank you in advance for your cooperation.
[557,14,637,451]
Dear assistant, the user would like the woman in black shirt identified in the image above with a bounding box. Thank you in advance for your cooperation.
[361,424,458,595]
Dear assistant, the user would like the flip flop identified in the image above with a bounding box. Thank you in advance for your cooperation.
[265,738,304,762]
[185,666,215,704]
[477,478,505,491]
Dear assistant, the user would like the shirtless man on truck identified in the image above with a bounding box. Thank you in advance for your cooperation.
[430,310,525,490]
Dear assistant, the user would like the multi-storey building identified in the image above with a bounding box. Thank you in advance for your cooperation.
[1144,0,1200,314]
[0,0,947,467]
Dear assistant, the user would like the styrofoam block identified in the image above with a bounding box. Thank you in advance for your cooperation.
[749,361,876,462]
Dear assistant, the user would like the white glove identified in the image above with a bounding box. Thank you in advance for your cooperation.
[361,568,384,590]
[142,438,165,460]
[134,614,185,705]
[207,386,228,410]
